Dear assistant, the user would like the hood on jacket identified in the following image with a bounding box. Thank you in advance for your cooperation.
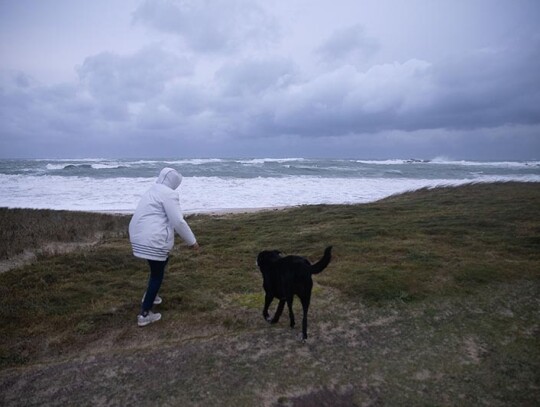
[156,167,182,190]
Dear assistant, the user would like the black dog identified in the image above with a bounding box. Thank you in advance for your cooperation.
[256,246,332,341]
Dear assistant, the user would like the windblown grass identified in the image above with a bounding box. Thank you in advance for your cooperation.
[0,208,129,259]
[0,182,539,405]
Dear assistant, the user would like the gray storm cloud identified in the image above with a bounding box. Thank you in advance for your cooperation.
[132,0,279,53]
[315,24,380,66]
[0,0,539,158]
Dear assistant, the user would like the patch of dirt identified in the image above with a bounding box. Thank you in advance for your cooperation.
[0,250,36,274]
[462,336,487,365]
[272,386,359,407]
[0,237,102,274]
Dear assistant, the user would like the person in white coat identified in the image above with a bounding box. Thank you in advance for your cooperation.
[129,167,199,327]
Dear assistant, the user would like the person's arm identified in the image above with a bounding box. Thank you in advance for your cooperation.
[162,192,197,246]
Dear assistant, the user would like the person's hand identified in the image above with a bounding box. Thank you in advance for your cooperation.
[189,242,200,251]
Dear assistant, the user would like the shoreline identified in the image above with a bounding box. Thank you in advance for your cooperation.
[0,206,296,216]
[4,179,540,216]
[83,206,297,216]
[185,206,294,216]
[2,179,540,216]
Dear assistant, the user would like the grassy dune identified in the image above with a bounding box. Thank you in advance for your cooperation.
[0,182,539,406]
[0,208,129,260]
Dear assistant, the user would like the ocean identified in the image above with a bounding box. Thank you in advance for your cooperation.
[1,158,539,214]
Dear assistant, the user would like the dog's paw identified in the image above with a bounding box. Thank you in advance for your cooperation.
[266,316,273,323]
[297,333,307,343]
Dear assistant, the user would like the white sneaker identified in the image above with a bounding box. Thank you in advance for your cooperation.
[137,311,162,327]
[141,293,163,305]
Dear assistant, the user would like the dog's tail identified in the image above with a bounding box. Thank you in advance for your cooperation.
[310,246,333,275]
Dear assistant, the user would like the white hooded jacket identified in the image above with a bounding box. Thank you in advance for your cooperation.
[129,168,197,261]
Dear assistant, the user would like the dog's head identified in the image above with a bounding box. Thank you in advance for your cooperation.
[256,250,283,271]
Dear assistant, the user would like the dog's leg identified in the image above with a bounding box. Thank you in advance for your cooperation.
[271,299,286,324]
[300,293,311,342]
[263,294,273,322]
[287,297,295,329]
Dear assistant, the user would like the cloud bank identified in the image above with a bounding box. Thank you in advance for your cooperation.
[1,0,539,158]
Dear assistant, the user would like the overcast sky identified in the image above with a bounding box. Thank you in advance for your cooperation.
[1,0,539,159]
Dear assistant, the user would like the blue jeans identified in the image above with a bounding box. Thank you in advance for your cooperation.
[141,258,168,314]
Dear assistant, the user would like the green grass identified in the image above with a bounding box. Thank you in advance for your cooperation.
[0,182,539,405]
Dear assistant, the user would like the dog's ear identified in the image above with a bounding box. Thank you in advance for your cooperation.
[256,254,270,267]
[268,250,284,259]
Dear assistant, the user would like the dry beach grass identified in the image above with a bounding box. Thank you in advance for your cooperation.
[0,182,539,406]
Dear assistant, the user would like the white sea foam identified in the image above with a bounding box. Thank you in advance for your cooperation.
[46,164,67,170]
[90,162,126,169]
[355,158,540,168]
[163,158,225,165]
[354,159,407,165]
[236,158,306,165]
[430,157,540,168]
[2,158,539,212]
[45,161,125,170]
[1,173,538,214]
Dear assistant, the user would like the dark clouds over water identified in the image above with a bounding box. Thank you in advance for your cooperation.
[1,0,539,159]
